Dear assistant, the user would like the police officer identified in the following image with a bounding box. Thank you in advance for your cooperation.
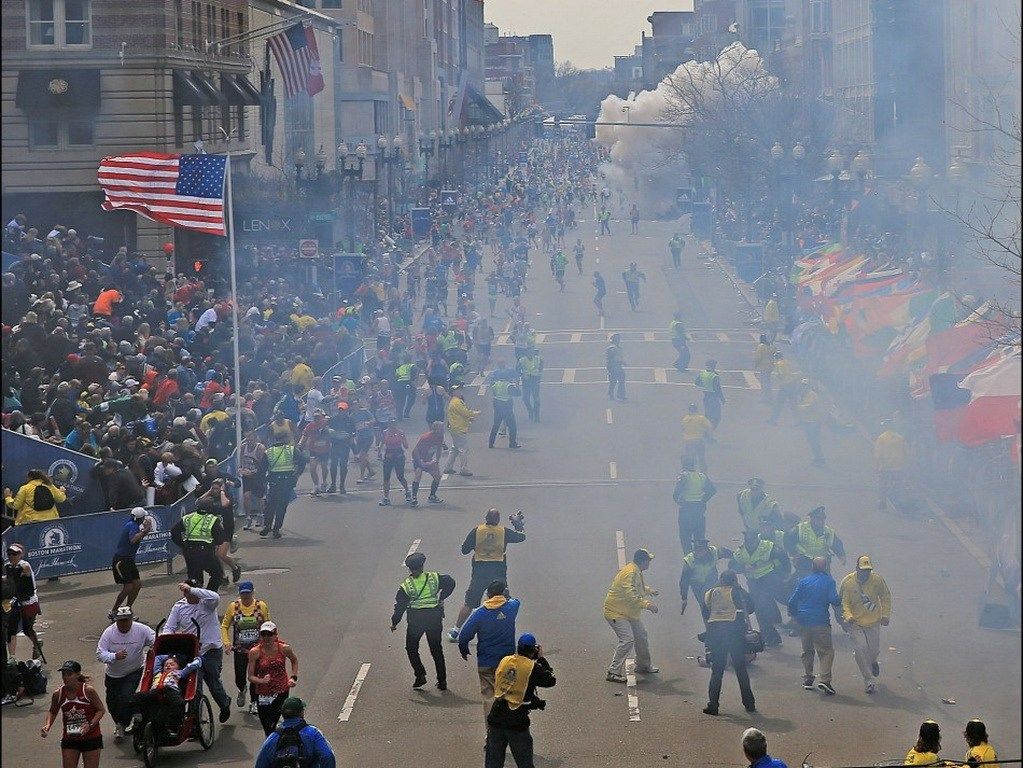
[488,373,520,449]
[606,334,626,401]
[737,477,780,531]
[390,552,456,690]
[679,539,732,617]
[394,357,419,420]
[260,433,306,539]
[785,506,846,580]
[672,457,717,552]
[695,359,725,428]
[731,529,789,646]
[701,570,756,716]
[669,313,690,371]
[517,347,544,422]
[171,498,226,590]
[449,509,526,640]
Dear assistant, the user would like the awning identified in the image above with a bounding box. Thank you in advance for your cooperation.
[191,71,228,106]
[15,69,100,110]
[221,74,261,106]
[464,84,504,124]
[399,94,416,112]
[173,70,210,106]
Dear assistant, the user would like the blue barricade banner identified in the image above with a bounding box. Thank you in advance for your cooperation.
[2,429,106,517]
[1,497,191,579]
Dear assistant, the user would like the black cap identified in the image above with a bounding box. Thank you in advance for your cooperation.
[405,552,426,570]
[59,660,82,674]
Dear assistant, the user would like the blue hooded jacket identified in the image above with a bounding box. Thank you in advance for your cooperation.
[254,717,335,768]
[458,596,520,668]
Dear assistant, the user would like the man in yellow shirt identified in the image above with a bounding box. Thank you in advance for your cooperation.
[874,420,908,512]
[290,357,315,393]
[768,351,800,425]
[839,555,891,694]
[763,294,781,342]
[796,379,825,466]
[680,403,714,471]
[444,385,479,476]
[603,548,659,683]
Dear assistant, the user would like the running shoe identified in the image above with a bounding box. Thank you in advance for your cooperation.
[817,681,836,695]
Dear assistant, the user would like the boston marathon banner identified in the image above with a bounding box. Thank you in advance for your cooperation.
[2,429,106,517]
[0,496,193,580]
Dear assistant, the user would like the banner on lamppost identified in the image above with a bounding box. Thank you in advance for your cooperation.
[440,190,458,214]
[334,252,366,297]
[410,207,432,238]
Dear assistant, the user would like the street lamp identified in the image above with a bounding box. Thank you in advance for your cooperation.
[379,134,404,235]
[770,142,785,160]
[439,129,455,183]
[337,141,367,252]
[418,131,436,179]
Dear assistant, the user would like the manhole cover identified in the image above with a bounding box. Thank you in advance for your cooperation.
[243,568,291,577]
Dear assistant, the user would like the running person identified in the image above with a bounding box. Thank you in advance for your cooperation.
[109,507,153,620]
[573,239,585,274]
[298,410,332,495]
[246,622,298,735]
[239,429,268,530]
[5,543,42,659]
[221,581,271,714]
[41,660,106,768]
[352,399,378,485]
[411,421,446,506]
[378,421,412,506]
[552,249,568,292]
[593,271,606,317]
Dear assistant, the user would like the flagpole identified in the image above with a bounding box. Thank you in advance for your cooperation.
[225,152,246,522]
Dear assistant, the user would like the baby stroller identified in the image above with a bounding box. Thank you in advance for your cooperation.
[131,619,215,767]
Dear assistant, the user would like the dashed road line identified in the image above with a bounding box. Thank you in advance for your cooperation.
[599,315,606,330]
[615,529,627,568]
[570,332,583,343]
[644,331,656,341]
[653,368,668,384]
[626,659,641,722]
[337,663,372,722]
[608,460,618,480]
[561,368,577,383]
[716,331,729,342]
[605,408,613,424]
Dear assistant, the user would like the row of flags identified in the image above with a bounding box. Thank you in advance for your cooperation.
[792,242,1020,450]
[95,23,325,235]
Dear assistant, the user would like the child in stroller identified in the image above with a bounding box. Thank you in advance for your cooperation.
[133,655,201,736]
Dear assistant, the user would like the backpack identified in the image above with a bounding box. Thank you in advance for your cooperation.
[32,484,55,511]
[271,720,310,768]
[18,659,48,697]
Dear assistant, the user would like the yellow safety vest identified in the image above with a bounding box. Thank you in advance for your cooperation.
[519,355,542,377]
[696,370,718,392]
[677,471,708,503]
[682,546,719,585]
[474,524,506,562]
[491,380,512,402]
[493,653,535,710]
[182,512,215,544]
[266,444,296,474]
[440,332,458,351]
[396,363,414,382]
[704,585,740,623]
[737,489,777,530]
[796,521,835,559]
[733,540,776,580]
[401,572,441,609]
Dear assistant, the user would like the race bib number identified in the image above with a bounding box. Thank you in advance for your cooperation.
[237,628,259,645]
[258,695,276,706]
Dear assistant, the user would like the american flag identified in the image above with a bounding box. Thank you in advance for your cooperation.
[267,23,324,99]
[98,152,227,236]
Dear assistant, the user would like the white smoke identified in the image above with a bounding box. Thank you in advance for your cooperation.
[596,42,777,213]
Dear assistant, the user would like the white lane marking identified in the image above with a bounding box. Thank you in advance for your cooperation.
[570,332,582,343]
[716,331,729,342]
[644,331,656,341]
[615,530,627,568]
[469,374,485,388]
[609,460,618,480]
[742,371,761,390]
[654,368,668,384]
[477,378,489,397]
[442,472,450,481]
[605,408,613,425]
[406,539,421,558]
[599,315,606,330]
[535,333,547,343]
[338,663,372,722]
[561,368,576,383]
[625,658,641,721]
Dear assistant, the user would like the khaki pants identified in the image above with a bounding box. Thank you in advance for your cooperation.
[607,617,651,677]
[848,622,881,682]
[444,431,469,473]
[800,624,834,684]
[478,667,496,719]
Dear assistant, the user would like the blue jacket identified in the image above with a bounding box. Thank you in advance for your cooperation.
[458,596,520,668]
[751,755,788,768]
[254,718,335,768]
[787,571,841,627]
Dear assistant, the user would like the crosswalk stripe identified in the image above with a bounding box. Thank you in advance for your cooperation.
[562,368,576,383]
[609,460,618,479]
[742,371,761,390]
[654,368,667,384]
[570,332,582,343]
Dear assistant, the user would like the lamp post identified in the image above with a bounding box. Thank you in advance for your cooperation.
[850,149,871,190]
[337,141,367,252]
[418,130,436,181]
[909,155,933,214]
[439,129,454,184]
[378,134,404,236]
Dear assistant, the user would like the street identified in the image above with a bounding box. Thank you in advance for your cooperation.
[3,212,1019,767]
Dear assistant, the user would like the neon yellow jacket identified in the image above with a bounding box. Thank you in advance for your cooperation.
[839,571,892,626]
[7,479,65,524]
[603,562,654,620]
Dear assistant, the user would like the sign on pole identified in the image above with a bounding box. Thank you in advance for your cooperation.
[410,207,432,239]
[298,239,320,259]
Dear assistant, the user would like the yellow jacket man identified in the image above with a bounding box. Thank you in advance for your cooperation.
[444,385,479,476]
[603,549,659,683]
[5,470,66,525]
[839,555,892,693]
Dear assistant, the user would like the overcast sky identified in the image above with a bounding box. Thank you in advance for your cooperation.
[484,0,694,70]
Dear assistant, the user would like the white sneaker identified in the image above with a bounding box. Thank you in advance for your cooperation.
[446,627,460,642]
[113,724,125,743]
[865,681,876,694]
[248,701,258,715]
[236,689,246,708]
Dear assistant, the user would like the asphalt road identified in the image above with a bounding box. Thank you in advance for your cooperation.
[3,211,1020,767]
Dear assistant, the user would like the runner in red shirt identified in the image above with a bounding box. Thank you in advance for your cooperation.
[411,420,446,506]
[42,660,106,767]
[298,410,331,495]
[378,421,411,506]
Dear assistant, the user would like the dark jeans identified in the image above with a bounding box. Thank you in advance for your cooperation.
[607,367,625,400]
[134,687,184,729]
[521,376,541,421]
[184,547,224,591]
[747,577,783,644]
[485,725,535,768]
[802,422,824,463]
[672,338,690,370]
[256,691,288,735]
[329,442,351,490]
[703,393,722,427]
[264,478,295,532]
[200,647,232,710]
[405,607,446,683]
[105,668,143,727]
[395,381,414,419]
[489,403,517,447]
[706,624,754,711]
[677,502,707,552]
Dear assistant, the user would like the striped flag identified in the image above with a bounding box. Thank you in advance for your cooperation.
[98,152,227,236]
[267,23,324,99]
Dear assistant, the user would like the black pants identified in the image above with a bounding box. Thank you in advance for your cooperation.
[383,453,409,494]
[135,687,185,729]
[395,381,414,418]
[607,367,625,400]
[405,607,446,683]
[626,284,640,310]
[747,576,783,644]
[183,546,224,591]
[703,393,722,427]
[521,376,541,421]
[489,403,517,447]
[485,725,534,768]
[105,668,143,727]
[672,338,690,370]
[232,650,256,698]
[677,502,707,552]
[329,442,350,490]
[256,691,288,735]
[706,625,754,711]
[264,477,295,532]
[671,250,681,268]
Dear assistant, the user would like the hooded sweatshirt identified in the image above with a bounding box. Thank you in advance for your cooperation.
[457,595,520,668]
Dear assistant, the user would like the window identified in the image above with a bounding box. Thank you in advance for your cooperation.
[205,4,214,49]
[220,104,231,137]
[174,0,184,47]
[29,115,94,149]
[220,8,229,51]
[27,0,91,48]
[191,1,201,49]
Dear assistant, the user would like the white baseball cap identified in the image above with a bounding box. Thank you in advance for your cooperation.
[130,507,147,518]
[259,621,278,633]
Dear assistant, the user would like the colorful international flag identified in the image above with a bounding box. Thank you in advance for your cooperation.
[98,152,226,236]
[267,23,324,99]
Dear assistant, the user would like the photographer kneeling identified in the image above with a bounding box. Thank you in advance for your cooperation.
[485,633,556,768]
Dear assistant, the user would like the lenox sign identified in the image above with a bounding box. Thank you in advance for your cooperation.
[240,217,294,232]
[233,211,299,243]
